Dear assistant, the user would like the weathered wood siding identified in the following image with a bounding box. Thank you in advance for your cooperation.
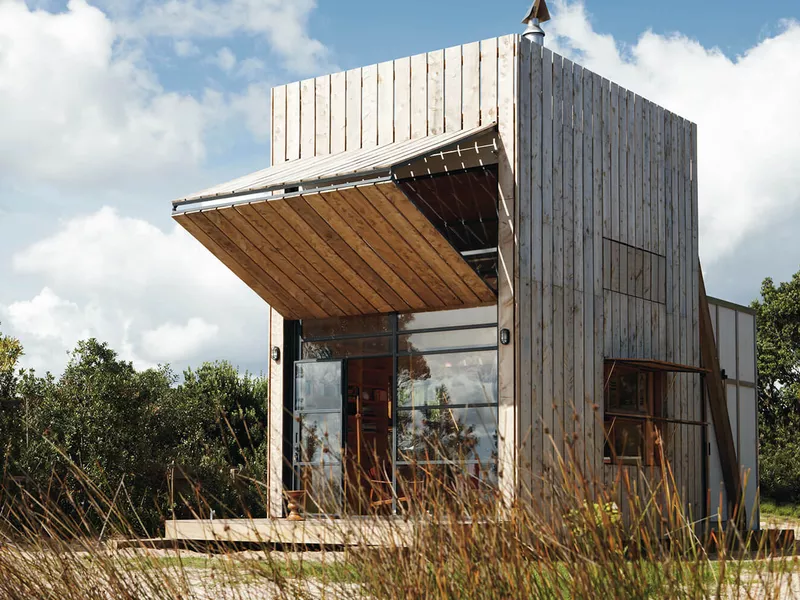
[267,36,517,515]
[516,41,702,514]
[264,35,702,517]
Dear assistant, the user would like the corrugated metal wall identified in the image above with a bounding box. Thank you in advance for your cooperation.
[708,298,759,529]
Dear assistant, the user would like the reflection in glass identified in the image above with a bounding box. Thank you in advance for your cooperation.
[399,328,497,354]
[606,419,644,460]
[302,315,391,340]
[399,306,497,331]
[298,465,343,514]
[397,351,497,408]
[397,405,498,463]
[297,413,341,464]
[302,337,391,360]
[295,362,342,411]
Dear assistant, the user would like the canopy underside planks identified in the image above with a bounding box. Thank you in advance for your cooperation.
[174,181,497,320]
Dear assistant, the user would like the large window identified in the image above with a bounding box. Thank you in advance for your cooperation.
[603,363,665,466]
[299,306,499,506]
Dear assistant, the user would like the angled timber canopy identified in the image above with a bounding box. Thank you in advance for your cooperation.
[173,125,499,320]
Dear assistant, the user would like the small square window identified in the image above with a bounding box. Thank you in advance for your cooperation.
[604,364,665,466]
[607,420,644,461]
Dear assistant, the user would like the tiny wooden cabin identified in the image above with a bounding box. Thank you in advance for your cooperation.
[172,32,757,528]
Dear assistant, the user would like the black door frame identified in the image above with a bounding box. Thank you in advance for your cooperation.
[291,358,347,516]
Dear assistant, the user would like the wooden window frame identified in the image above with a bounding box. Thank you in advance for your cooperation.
[603,363,665,467]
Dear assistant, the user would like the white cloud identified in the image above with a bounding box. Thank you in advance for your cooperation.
[229,82,272,140]
[205,49,268,81]
[547,2,800,297]
[0,0,222,189]
[174,39,200,57]
[141,318,219,362]
[237,56,266,80]
[210,46,237,72]
[3,287,150,372]
[7,288,87,344]
[117,0,330,74]
[3,208,268,374]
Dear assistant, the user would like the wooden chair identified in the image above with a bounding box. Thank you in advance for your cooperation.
[367,467,408,510]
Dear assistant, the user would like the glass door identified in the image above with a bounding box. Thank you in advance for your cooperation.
[292,360,345,515]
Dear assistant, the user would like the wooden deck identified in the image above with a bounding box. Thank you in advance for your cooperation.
[164,518,415,547]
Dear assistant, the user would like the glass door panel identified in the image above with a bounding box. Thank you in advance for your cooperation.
[293,360,344,515]
[295,361,344,411]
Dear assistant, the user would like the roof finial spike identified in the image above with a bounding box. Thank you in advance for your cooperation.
[522,0,551,46]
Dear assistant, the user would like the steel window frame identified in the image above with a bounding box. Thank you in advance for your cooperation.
[294,310,499,515]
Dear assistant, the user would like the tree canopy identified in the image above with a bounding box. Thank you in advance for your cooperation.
[0,331,268,534]
[752,271,800,502]
[0,325,22,400]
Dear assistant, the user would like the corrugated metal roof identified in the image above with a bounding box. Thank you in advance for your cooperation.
[174,123,497,206]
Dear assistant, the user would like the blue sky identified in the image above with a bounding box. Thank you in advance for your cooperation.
[1,0,799,375]
[312,0,799,68]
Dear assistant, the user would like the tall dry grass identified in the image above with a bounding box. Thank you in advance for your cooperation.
[0,440,796,599]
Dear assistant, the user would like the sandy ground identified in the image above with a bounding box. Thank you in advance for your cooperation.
[9,542,800,598]
[0,545,362,599]
[105,547,360,599]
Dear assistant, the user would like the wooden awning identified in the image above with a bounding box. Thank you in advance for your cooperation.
[605,358,710,375]
[174,181,496,320]
[173,126,500,320]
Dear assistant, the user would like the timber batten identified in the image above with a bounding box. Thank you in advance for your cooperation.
[175,181,496,320]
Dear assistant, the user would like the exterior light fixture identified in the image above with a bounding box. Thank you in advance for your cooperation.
[500,329,511,345]
[272,346,281,362]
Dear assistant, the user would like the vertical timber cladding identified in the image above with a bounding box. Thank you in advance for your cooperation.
[267,36,518,512]
[516,41,701,513]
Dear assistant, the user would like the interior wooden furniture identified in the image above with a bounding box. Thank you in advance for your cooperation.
[345,357,392,514]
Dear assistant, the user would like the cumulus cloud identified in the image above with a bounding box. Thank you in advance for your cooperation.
[3,208,268,375]
[547,2,800,300]
[7,288,90,345]
[174,39,200,57]
[3,287,150,372]
[0,0,289,193]
[210,46,237,72]
[229,82,272,140]
[0,0,221,189]
[117,0,330,74]
[3,0,796,380]
[141,318,220,362]
[236,57,266,80]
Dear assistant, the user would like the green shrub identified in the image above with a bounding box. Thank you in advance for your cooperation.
[1,336,268,534]
[758,421,800,503]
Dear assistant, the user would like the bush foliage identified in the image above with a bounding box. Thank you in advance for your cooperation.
[753,270,800,504]
[0,332,268,534]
